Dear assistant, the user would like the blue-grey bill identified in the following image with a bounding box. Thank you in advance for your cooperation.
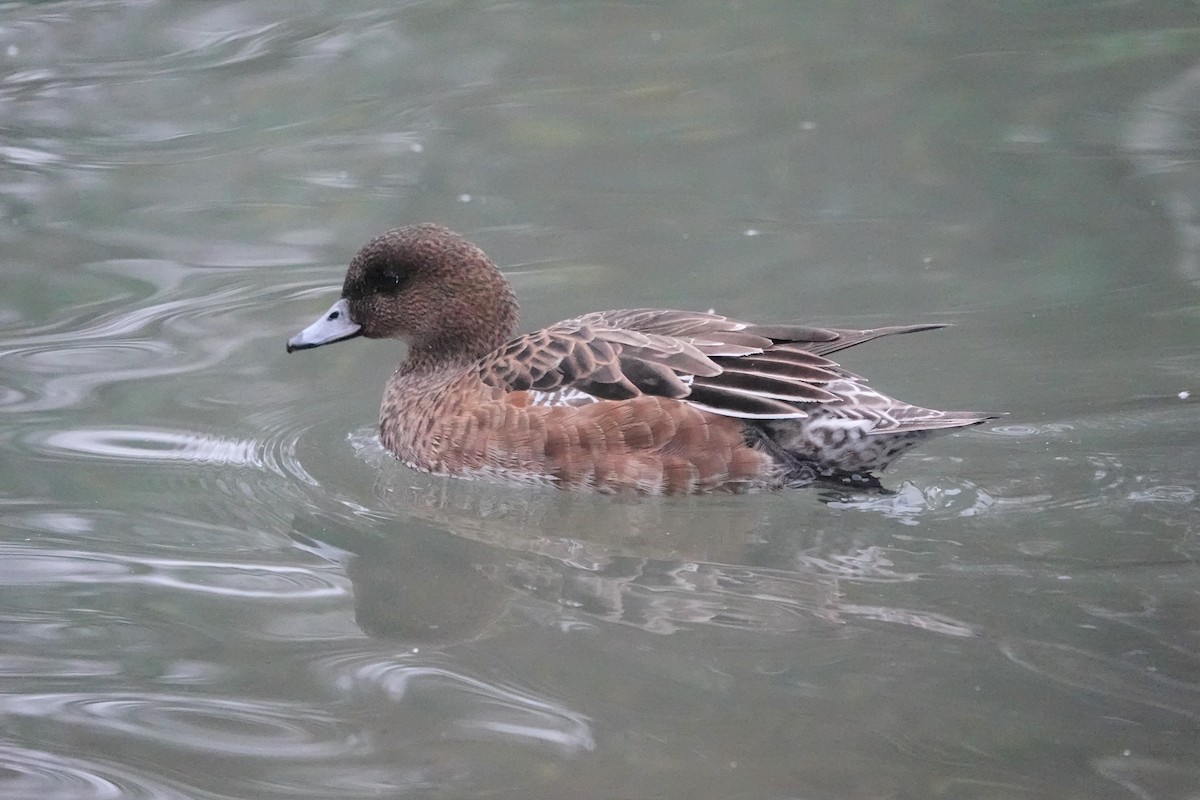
[286,298,361,352]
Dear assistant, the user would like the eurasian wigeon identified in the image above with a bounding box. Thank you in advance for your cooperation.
[287,224,998,494]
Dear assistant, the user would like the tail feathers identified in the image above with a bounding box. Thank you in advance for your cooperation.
[878,410,1004,435]
[755,409,1002,477]
[803,323,950,357]
[740,321,949,357]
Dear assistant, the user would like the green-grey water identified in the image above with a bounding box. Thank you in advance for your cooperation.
[2,2,1198,798]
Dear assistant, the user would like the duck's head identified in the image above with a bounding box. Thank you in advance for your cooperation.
[286,224,519,365]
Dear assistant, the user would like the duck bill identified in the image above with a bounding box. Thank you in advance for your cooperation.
[286,298,362,352]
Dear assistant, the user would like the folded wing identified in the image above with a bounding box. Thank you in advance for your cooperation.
[476,309,954,421]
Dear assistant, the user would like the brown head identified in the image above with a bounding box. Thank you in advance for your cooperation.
[286,224,520,368]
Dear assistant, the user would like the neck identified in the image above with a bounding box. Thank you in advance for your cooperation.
[402,334,489,373]
[398,248,521,373]
[402,295,520,374]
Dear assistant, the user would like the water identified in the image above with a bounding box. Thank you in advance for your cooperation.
[2,1,1198,797]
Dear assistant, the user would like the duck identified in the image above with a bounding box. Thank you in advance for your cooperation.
[287,224,998,494]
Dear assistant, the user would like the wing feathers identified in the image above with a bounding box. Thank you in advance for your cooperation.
[478,308,952,421]
[692,370,838,403]
[802,323,949,357]
[683,384,808,419]
[713,355,844,386]
[619,357,693,398]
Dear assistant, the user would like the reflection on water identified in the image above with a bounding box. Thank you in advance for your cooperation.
[1,0,1198,798]
[317,433,984,641]
[35,425,317,485]
[2,692,359,759]
[43,427,263,465]
[0,743,195,800]
[1128,60,1200,286]
[1001,639,1200,724]
[312,659,596,756]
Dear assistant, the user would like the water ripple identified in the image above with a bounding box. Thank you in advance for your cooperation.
[824,479,998,523]
[21,423,315,484]
[0,276,300,414]
[1001,639,1200,722]
[0,547,346,601]
[1,6,410,169]
[0,503,300,557]
[1127,485,1196,504]
[0,744,193,800]
[0,693,361,760]
[840,448,1198,525]
[41,426,259,465]
[0,269,337,523]
[0,653,121,681]
[1093,754,1200,800]
[0,338,183,415]
[314,654,596,756]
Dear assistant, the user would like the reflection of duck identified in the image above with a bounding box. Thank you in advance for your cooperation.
[288,224,997,493]
[291,464,979,645]
[289,512,510,644]
[289,502,846,643]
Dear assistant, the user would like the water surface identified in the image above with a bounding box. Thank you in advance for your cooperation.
[1,2,1198,798]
